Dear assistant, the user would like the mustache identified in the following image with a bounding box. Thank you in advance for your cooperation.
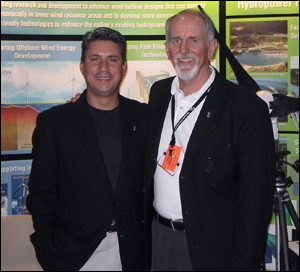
[175,53,198,61]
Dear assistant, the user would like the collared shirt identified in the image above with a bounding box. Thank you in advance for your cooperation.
[153,66,216,220]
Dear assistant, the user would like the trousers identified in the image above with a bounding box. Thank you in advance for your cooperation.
[152,216,193,271]
[80,232,122,271]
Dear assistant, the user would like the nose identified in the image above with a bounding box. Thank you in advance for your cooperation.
[179,40,189,54]
[98,60,109,72]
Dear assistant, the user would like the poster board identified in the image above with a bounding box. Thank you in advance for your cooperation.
[1,160,32,216]
[1,1,219,36]
[226,16,299,132]
[1,1,220,155]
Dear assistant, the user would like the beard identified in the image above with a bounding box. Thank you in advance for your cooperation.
[174,53,199,81]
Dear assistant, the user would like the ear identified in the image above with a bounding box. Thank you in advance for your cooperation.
[79,62,84,75]
[208,39,218,60]
[165,41,171,60]
[122,61,127,76]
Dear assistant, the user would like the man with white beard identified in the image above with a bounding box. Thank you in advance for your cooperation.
[144,9,275,271]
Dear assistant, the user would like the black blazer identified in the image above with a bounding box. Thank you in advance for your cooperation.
[27,91,149,271]
[144,71,275,271]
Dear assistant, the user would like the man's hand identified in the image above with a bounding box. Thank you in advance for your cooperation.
[66,93,82,103]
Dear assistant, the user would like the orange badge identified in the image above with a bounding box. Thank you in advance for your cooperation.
[162,145,182,172]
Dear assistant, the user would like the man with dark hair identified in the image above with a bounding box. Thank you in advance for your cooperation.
[27,27,149,271]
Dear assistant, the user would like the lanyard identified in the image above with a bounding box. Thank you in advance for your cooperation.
[169,86,211,148]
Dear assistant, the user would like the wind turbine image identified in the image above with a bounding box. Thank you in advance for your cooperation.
[62,66,82,97]
[19,72,36,106]
[12,177,29,214]
[25,73,30,105]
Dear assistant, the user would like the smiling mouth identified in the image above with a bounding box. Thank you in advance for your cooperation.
[96,76,111,80]
[178,58,194,62]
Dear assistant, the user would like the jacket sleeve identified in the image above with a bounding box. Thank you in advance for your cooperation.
[26,112,58,234]
[229,100,275,270]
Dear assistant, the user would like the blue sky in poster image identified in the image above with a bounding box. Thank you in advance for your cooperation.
[1,61,86,104]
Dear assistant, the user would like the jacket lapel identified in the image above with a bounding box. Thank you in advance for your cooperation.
[115,96,131,193]
[184,73,229,161]
[150,80,173,161]
[145,80,173,187]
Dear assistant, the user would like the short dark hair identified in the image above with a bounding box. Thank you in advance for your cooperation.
[81,27,127,64]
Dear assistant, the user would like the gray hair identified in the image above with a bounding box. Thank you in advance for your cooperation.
[165,9,216,46]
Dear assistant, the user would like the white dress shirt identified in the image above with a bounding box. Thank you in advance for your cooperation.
[153,66,216,220]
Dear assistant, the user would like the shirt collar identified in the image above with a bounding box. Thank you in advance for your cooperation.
[171,65,216,101]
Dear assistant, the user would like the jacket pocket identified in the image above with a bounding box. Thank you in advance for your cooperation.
[205,144,237,176]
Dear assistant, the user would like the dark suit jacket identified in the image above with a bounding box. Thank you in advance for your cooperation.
[144,71,275,271]
[27,91,149,271]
